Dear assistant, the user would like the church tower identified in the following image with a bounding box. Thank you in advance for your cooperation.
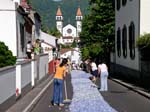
[56,7,63,34]
[76,7,83,37]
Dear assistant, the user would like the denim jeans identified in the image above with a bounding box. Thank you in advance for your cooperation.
[100,71,108,91]
[53,78,64,104]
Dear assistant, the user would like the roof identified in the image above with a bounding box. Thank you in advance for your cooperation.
[63,36,73,39]
[56,7,62,16]
[60,48,79,55]
[76,7,82,16]
[42,41,55,48]
[74,37,80,40]
[40,31,56,47]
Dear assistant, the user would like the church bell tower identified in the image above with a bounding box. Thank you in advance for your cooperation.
[56,6,63,34]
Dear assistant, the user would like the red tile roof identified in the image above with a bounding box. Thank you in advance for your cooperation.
[60,48,72,55]
[60,48,79,55]
[63,36,73,39]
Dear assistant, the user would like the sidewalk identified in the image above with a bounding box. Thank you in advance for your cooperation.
[110,77,150,99]
[6,74,54,112]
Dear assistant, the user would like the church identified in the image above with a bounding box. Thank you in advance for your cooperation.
[56,6,83,45]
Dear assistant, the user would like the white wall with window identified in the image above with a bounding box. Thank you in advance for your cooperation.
[115,0,150,71]
[115,0,140,70]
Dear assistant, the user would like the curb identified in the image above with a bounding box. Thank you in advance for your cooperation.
[110,78,150,99]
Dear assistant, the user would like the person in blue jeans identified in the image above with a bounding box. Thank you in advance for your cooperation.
[51,58,68,107]
[98,63,109,91]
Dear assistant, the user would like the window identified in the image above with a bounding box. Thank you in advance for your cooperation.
[122,0,127,6]
[117,0,121,11]
[67,29,72,34]
[20,23,25,52]
[117,27,121,57]
[122,25,127,58]
[129,22,135,59]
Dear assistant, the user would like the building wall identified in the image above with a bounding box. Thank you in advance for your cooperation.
[140,0,150,35]
[76,21,82,37]
[0,0,17,56]
[115,0,140,71]
[56,21,63,34]
[71,51,81,64]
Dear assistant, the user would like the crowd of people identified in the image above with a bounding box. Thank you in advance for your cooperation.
[51,57,109,107]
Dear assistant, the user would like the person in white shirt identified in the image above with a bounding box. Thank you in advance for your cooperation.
[26,41,32,59]
[98,63,108,91]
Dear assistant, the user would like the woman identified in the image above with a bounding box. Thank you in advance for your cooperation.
[98,63,108,91]
[90,61,98,82]
[52,58,68,107]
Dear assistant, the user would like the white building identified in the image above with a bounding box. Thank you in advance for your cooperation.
[112,0,150,79]
[40,31,56,62]
[0,0,22,57]
[60,48,81,64]
[56,6,83,44]
[0,0,41,59]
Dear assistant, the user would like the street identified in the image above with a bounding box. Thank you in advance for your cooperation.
[31,70,150,112]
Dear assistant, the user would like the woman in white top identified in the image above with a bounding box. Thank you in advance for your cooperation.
[98,63,108,91]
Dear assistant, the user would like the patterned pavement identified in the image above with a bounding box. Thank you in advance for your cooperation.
[69,70,117,112]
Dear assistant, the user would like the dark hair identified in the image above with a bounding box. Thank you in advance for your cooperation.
[59,58,68,67]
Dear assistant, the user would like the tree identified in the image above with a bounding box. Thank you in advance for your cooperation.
[80,0,115,62]
[47,27,62,38]
[71,40,77,48]
[0,41,16,68]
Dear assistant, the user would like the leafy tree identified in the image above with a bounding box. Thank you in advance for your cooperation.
[0,41,16,68]
[71,40,77,48]
[47,27,62,38]
[80,0,115,62]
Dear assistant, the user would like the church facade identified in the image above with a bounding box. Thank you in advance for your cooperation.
[56,7,83,44]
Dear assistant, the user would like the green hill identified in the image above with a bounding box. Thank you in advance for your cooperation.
[29,0,89,29]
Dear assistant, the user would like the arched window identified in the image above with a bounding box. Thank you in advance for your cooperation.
[129,22,135,59]
[117,27,121,57]
[122,0,127,6]
[117,0,121,11]
[122,25,127,58]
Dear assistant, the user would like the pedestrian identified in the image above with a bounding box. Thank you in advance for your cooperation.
[90,60,98,82]
[98,63,109,91]
[34,39,40,55]
[26,41,32,59]
[51,58,68,107]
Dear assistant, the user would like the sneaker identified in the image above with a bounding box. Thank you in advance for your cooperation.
[51,101,57,106]
[53,103,57,106]
[59,103,64,107]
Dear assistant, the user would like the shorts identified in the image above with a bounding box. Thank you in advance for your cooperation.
[91,70,98,77]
